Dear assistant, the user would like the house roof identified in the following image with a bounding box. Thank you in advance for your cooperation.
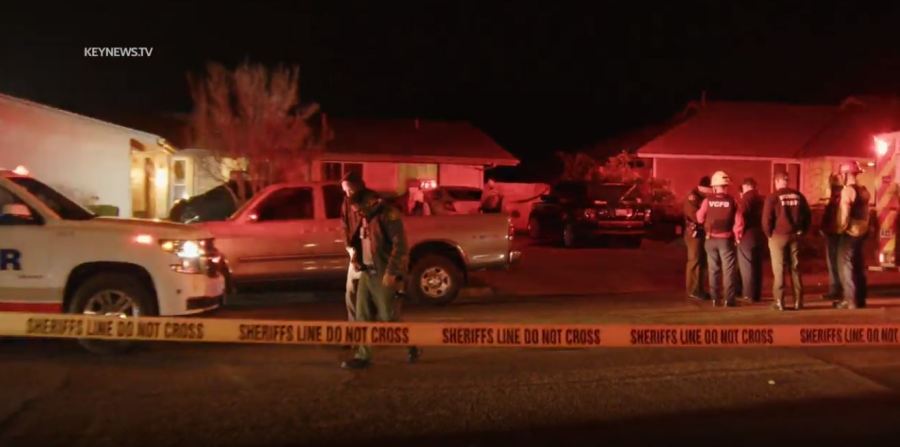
[0,92,165,143]
[323,118,519,166]
[638,101,837,159]
[798,97,900,159]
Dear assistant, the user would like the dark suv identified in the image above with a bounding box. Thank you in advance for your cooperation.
[527,181,651,247]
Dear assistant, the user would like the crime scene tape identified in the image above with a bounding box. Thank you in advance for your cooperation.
[3,312,900,348]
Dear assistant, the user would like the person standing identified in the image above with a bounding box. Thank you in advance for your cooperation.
[834,161,871,309]
[480,178,504,213]
[340,171,366,322]
[737,178,765,303]
[696,171,744,307]
[684,176,713,301]
[820,174,844,301]
[342,189,419,369]
[762,171,811,311]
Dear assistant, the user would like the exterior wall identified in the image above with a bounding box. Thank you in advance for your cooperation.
[362,162,399,192]
[654,157,773,200]
[0,97,165,217]
[439,164,483,188]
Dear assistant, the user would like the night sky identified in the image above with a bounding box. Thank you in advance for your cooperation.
[4,1,900,165]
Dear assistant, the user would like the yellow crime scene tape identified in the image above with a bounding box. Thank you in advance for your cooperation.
[3,312,900,348]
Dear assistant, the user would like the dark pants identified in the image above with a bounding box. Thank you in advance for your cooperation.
[737,229,764,301]
[768,234,803,305]
[837,234,867,308]
[824,233,843,297]
[685,235,707,297]
[705,237,736,304]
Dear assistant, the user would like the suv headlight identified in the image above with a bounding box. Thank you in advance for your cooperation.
[159,239,218,274]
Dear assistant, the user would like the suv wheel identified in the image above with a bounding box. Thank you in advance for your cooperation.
[562,223,580,248]
[67,273,157,355]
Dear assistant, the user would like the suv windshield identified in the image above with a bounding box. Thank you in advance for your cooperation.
[589,184,636,203]
[10,177,95,221]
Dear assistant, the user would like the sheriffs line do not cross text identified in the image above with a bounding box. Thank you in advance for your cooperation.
[25,317,204,340]
[238,323,411,345]
[630,328,775,346]
[441,327,603,346]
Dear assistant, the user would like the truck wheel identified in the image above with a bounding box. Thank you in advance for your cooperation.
[528,216,542,239]
[67,273,157,355]
[408,255,463,306]
[562,223,580,248]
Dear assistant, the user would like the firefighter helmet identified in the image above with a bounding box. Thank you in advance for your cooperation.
[839,161,864,175]
[710,170,731,187]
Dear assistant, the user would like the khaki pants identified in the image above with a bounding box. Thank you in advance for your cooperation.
[768,234,803,305]
[345,264,361,321]
[354,270,397,361]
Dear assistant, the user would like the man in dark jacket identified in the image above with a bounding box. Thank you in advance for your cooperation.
[684,176,713,301]
[834,161,871,309]
[340,171,365,322]
[737,178,765,303]
[820,174,843,301]
[342,189,418,369]
[763,171,812,311]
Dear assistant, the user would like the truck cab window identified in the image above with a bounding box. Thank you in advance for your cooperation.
[256,187,314,221]
[323,184,344,219]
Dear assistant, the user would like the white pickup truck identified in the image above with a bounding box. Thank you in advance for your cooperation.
[201,182,521,305]
[0,169,225,352]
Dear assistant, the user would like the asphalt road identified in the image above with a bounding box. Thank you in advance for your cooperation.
[3,239,900,446]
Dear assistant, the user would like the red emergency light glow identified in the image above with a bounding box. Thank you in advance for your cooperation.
[875,137,889,157]
[13,165,29,176]
[134,234,154,245]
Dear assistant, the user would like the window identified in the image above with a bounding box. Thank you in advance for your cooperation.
[322,162,364,182]
[773,163,801,190]
[323,184,345,219]
[10,177,94,220]
[0,186,39,225]
[256,187,314,221]
[172,159,188,201]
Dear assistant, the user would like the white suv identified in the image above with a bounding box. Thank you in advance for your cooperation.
[0,170,224,352]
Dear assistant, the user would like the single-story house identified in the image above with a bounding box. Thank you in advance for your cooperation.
[0,93,178,218]
[312,117,519,193]
[637,97,900,205]
[124,115,519,199]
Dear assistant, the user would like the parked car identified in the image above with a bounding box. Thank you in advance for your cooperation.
[168,181,253,223]
[199,182,521,305]
[527,181,651,248]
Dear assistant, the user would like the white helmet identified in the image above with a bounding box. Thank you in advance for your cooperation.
[711,170,731,187]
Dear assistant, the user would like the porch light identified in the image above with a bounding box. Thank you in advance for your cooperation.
[13,165,29,176]
[875,137,889,157]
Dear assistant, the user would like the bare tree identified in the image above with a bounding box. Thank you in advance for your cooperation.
[188,62,324,196]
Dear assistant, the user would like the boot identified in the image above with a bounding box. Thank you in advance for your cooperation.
[833,300,857,310]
